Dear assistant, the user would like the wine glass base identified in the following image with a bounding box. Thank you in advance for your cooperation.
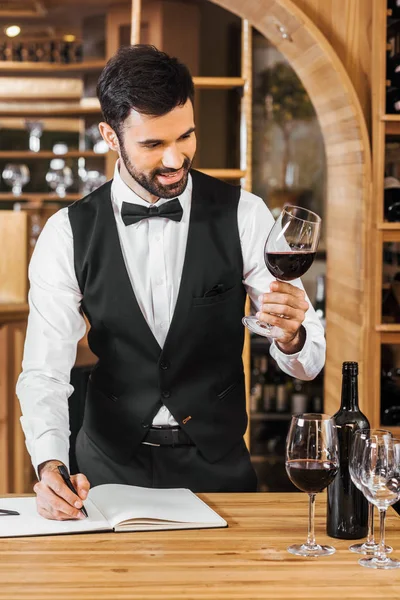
[359,556,400,569]
[242,316,284,339]
[349,541,392,555]
[287,543,336,557]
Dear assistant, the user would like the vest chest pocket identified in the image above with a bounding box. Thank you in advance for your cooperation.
[217,377,243,401]
[192,283,238,307]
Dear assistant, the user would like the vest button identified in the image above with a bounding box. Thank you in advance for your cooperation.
[160,360,170,370]
[161,390,171,399]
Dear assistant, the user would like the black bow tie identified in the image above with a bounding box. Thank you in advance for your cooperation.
[121,197,183,226]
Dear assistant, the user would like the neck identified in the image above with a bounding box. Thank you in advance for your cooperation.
[119,159,159,204]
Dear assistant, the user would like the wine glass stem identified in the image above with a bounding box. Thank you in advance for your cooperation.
[366,502,375,544]
[307,493,316,547]
[377,509,387,562]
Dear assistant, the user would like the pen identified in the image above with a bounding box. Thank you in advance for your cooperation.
[0,509,20,516]
[57,465,88,518]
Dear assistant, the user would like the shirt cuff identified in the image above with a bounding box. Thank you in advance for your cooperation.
[33,434,70,480]
[272,324,309,360]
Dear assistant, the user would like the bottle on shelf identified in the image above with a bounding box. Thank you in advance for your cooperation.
[384,176,400,221]
[388,0,400,19]
[314,273,326,329]
[249,356,262,414]
[326,362,369,540]
[290,378,308,414]
[261,356,275,413]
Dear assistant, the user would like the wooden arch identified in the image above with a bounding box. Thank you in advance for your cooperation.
[212,0,372,414]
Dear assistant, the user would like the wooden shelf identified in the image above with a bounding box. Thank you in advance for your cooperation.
[250,412,292,421]
[378,223,400,229]
[376,324,400,332]
[0,192,81,202]
[0,60,106,73]
[0,105,101,117]
[193,76,245,89]
[197,168,245,179]
[0,302,28,324]
[0,151,107,159]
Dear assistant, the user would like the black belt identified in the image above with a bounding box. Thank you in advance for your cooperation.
[142,426,194,447]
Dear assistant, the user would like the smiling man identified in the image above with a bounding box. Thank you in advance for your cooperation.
[16,45,325,521]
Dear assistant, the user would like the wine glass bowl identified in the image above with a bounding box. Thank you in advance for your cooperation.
[348,428,393,555]
[242,205,321,338]
[285,413,339,557]
[2,163,30,197]
[358,436,400,569]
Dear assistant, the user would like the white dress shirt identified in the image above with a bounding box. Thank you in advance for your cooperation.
[16,160,326,472]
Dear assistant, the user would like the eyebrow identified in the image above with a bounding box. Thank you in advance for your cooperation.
[139,126,196,146]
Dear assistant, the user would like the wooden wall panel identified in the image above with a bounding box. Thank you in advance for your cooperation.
[292,0,372,129]
[213,0,372,418]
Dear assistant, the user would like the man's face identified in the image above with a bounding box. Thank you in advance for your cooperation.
[116,99,196,202]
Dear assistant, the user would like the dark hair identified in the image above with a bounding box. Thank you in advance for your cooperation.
[96,44,194,136]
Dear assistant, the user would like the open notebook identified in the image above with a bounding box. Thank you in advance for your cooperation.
[0,484,227,538]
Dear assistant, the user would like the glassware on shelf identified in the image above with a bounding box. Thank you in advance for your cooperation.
[45,158,73,198]
[80,169,106,196]
[2,163,30,196]
[52,142,68,155]
[25,120,43,153]
[85,124,109,154]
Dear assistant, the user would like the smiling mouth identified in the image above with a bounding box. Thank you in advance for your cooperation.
[156,168,184,184]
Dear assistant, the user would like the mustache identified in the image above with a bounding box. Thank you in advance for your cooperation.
[154,158,191,176]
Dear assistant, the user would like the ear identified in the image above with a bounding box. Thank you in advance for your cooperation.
[98,122,120,153]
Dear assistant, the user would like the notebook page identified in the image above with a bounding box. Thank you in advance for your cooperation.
[0,496,110,538]
[89,484,227,529]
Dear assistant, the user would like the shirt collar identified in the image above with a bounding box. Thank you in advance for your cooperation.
[111,158,192,213]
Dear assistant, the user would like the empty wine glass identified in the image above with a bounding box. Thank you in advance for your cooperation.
[348,428,393,555]
[358,436,400,569]
[2,163,30,196]
[242,205,321,339]
[285,413,339,557]
[45,158,73,198]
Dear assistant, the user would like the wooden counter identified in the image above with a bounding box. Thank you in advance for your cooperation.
[0,492,399,599]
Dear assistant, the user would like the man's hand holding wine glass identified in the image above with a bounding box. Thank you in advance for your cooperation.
[256,280,309,352]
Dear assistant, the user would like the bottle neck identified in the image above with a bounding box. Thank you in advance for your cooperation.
[340,373,359,411]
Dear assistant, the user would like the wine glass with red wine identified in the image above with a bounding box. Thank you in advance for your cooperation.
[286,413,339,557]
[242,205,321,338]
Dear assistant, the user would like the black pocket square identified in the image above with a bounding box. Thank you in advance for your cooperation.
[203,283,226,297]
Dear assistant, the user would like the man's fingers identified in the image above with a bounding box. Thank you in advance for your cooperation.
[270,280,305,298]
[261,294,309,312]
[42,471,84,509]
[71,473,90,500]
[35,482,84,520]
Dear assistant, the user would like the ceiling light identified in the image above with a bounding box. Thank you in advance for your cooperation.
[5,25,21,38]
[63,34,76,42]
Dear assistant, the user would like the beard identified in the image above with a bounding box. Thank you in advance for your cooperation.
[119,140,192,199]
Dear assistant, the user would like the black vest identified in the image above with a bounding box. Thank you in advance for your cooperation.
[68,169,247,464]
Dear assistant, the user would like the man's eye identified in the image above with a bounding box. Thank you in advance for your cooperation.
[145,143,160,149]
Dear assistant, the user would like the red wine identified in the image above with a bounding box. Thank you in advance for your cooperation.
[286,459,338,493]
[265,251,315,281]
[327,362,369,540]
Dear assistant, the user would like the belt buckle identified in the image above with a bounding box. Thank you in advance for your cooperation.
[142,440,161,447]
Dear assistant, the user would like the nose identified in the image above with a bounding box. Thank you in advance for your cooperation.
[162,145,183,171]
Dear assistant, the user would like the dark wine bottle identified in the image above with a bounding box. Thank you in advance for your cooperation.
[326,362,369,539]
[388,0,400,19]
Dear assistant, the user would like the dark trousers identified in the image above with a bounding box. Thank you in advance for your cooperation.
[75,429,258,492]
